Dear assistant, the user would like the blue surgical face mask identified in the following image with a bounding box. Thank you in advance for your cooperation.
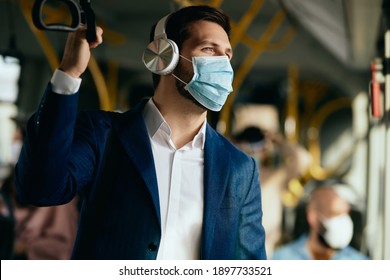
[173,55,234,111]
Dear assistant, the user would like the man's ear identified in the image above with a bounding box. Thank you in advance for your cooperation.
[306,207,318,228]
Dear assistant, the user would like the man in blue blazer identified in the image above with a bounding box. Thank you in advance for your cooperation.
[15,5,266,259]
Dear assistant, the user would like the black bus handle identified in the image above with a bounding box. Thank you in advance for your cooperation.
[32,0,96,43]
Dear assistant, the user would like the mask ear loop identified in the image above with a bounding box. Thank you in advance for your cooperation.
[171,55,193,85]
[171,73,188,85]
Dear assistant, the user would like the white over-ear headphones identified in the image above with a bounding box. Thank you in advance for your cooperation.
[142,14,179,75]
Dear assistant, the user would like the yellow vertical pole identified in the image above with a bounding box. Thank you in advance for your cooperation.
[107,61,119,110]
[285,65,299,144]
[87,56,112,111]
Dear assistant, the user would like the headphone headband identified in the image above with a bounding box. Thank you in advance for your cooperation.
[154,14,170,40]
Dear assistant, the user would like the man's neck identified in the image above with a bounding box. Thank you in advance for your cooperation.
[153,84,207,149]
[307,232,335,260]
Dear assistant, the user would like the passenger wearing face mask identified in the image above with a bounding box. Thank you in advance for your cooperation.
[15,5,266,260]
[271,181,369,260]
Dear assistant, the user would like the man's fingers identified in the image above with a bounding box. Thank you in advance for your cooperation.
[89,26,103,48]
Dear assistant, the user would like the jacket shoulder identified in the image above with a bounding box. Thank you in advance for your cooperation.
[209,126,255,163]
[76,110,124,131]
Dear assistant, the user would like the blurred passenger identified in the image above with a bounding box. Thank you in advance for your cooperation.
[1,117,79,259]
[232,125,311,256]
[0,164,15,259]
[271,181,369,260]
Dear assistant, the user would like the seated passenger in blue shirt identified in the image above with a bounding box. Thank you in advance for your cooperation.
[272,182,369,260]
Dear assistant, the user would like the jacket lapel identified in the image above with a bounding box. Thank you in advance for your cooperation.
[202,124,231,257]
[112,100,161,225]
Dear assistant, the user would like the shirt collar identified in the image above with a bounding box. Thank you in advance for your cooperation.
[143,98,170,138]
[193,119,206,150]
[143,98,207,150]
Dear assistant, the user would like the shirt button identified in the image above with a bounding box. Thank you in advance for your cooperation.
[148,242,158,251]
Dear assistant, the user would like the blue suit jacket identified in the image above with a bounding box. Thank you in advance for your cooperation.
[15,85,266,260]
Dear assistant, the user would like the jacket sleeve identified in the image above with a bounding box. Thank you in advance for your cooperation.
[237,157,267,259]
[15,84,98,206]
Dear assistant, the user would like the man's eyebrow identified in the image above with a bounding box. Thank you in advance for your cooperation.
[198,40,217,45]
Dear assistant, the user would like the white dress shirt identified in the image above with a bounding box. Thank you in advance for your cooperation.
[51,70,206,259]
[143,99,205,259]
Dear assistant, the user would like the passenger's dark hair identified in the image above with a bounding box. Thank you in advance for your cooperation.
[148,5,231,89]
[233,126,265,143]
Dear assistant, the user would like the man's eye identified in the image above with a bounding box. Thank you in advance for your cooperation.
[203,47,214,52]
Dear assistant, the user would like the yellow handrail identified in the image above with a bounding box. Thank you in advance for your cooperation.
[307,98,353,180]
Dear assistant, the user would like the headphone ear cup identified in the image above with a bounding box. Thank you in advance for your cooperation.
[143,38,179,75]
